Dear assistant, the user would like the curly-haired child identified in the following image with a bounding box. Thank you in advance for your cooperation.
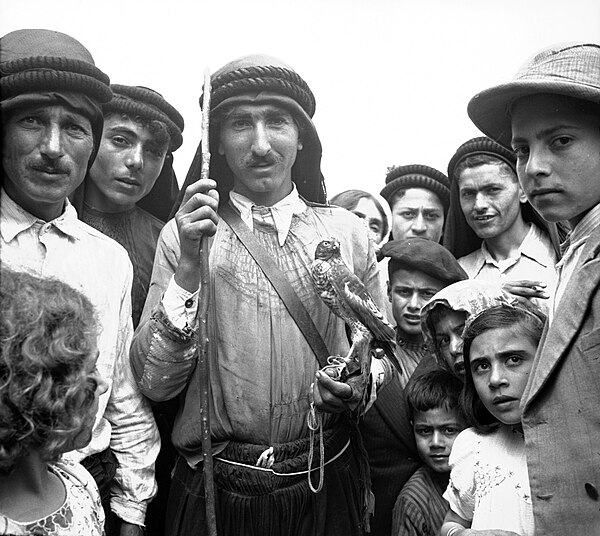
[0,269,108,535]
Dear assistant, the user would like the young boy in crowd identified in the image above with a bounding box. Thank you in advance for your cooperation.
[467,42,600,533]
[391,370,467,536]
[360,237,467,535]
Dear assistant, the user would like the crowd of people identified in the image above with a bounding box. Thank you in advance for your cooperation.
[0,27,598,536]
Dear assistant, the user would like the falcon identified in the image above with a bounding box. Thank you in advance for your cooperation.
[311,237,399,380]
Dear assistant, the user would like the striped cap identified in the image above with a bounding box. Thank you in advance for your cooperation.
[381,164,450,211]
[0,29,111,103]
[104,85,184,151]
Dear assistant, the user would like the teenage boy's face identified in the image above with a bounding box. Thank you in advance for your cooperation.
[387,268,445,339]
[413,407,466,473]
[511,93,600,228]
[86,115,168,212]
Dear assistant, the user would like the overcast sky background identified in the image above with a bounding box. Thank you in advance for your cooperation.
[2,0,599,200]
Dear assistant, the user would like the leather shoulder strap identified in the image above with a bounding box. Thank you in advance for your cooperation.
[219,204,330,367]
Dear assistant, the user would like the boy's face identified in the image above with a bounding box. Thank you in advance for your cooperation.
[390,188,445,243]
[86,115,168,212]
[413,407,466,473]
[387,268,445,339]
[511,93,600,228]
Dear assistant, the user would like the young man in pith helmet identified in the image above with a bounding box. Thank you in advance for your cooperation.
[464,42,600,535]
[444,136,562,315]
[130,54,388,535]
[0,29,159,536]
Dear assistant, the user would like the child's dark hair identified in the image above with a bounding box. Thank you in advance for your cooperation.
[406,369,466,422]
[461,303,546,433]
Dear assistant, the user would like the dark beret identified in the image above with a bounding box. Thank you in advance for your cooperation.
[381,237,468,284]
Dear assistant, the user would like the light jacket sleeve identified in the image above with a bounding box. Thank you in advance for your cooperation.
[130,220,200,402]
[107,261,160,525]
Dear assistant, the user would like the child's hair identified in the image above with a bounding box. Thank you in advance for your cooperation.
[0,269,99,475]
[461,303,546,433]
[406,369,466,422]
[330,189,389,240]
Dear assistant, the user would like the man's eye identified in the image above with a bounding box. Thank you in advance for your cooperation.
[473,361,489,373]
[146,145,165,159]
[231,119,251,129]
[268,116,287,126]
[445,427,459,436]
[551,136,572,149]
[415,427,431,436]
[425,213,441,221]
[513,146,529,158]
[436,336,449,347]
[421,291,436,300]
[460,191,474,199]
[68,123,87,134]
[399,211,414,219]
[507,355,523,366]
[112,135,129,147]
[19,116,40,126]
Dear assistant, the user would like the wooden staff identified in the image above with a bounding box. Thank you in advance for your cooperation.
[195,67,218,536]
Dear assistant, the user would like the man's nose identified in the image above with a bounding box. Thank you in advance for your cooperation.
[126,143,144,171]
[251,123,271,157]
[524,147,550,178]
[408,292,421,310]
[473,192,488,211]
[411,213,426,232]
[39,123,64,159]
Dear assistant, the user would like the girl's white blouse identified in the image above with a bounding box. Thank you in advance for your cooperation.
[443,425,534,536]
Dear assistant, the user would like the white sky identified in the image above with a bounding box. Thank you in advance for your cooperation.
[2,0,599,199]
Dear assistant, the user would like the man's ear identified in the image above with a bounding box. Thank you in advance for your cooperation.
[297,140,303,151]
[218,142,225,156]
[518,184,528,204]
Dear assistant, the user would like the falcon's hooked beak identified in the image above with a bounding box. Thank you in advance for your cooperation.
[315,238,340,260]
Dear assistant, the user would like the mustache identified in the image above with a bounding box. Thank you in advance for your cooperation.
[29,159,72,175]
[243,154,281,168]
